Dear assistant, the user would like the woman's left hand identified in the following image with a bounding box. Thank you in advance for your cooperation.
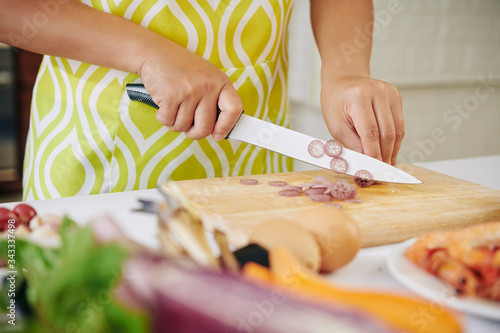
[320,76,405,166]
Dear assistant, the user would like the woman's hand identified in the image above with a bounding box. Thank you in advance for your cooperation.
[138,41,243,142]
[309,0,404,165]
[0,0,242,142]
[320,76,404,165]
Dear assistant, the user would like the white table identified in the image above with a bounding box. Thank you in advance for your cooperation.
[2,155,500,332]
[415,155,500,191]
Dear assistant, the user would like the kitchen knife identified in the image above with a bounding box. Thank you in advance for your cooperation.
[126,84,421,184]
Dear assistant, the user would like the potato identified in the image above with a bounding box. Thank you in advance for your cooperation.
[292,206,361,273]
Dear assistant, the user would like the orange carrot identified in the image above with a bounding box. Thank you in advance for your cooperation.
[243,247,463,333]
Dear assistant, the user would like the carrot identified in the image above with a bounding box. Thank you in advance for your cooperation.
[243,247,463,333]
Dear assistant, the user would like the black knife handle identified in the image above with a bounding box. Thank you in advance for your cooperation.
[126,83,160,109]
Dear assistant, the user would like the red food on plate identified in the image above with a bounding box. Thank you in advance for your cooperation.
[405,221,500,301]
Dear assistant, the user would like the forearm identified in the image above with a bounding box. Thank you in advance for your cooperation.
[310,0,373,80]
[0,0,170,75]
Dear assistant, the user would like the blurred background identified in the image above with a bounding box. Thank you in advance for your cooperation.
[0,0,499,200]
[289,0,500,170]
[0,45,41,202]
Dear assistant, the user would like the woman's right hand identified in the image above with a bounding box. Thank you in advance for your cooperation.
[138,41,243,142]
[0,0,242,141]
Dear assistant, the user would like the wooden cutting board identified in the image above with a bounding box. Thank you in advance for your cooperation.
[165,164,500,248]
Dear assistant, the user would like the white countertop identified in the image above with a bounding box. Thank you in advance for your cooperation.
[1,155,500,332]
[415,155,500,191]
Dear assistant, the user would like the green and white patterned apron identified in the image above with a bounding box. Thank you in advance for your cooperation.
[23,0,294,200]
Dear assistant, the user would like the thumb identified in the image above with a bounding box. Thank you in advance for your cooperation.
[212,83,243,142]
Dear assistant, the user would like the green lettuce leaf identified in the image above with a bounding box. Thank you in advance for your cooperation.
[0,216,149,333]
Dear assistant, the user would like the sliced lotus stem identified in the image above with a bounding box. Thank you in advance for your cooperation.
[213,228,240,274]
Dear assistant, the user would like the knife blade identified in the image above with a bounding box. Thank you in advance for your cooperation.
[126,83,421,184]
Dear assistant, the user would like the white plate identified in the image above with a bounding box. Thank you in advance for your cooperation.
[387,239,500,322]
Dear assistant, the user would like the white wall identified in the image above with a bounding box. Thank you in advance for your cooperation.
[288,0,500,169]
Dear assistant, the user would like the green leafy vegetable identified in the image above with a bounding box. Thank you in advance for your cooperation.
[0,217,149,332]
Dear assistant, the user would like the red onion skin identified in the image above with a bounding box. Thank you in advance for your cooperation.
[122,255,397,333]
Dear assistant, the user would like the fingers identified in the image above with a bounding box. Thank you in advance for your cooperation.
[154,81,242,142]
[167,98,197,133]
[212,83,243,142]
[322,78,404,165]
[185,96,218,140]
[350,97,383,161]
[335,128,364,154]
[155,99,178,127]
[327,116,364,154]
[346,83,403,165]
[372,88,396,164]
[390,91,404,166]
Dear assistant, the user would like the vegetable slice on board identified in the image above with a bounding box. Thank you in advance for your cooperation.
[279,190,302,197]
[305,188,328,196]
[282,185,302,191]
[268,181,288,187]
[331,180,353,200]
[240,179,259,185]
[308,194,333,202]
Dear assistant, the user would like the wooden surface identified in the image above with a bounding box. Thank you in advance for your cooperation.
[166,164,500,248]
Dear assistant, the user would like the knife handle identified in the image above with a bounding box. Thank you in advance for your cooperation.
[126,83,161,109]
[126,83,241,138]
